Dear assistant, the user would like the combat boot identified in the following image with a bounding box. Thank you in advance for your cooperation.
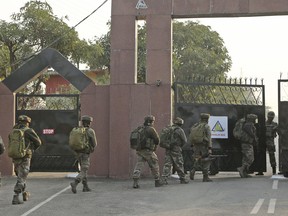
[22,191,30,201]
[190,169,196,180]
[203,174,212,182]
[180,178,189,184]
[70,179,80,194]
[162,177,168,185]
[244,166,252,178]
[272,166,276,175]
[12,194,23,205]
[133,178,139,189]
[82,182,91,192]
[237,166,245,178]
[155,179,163,187]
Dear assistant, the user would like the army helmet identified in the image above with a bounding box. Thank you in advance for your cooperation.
[200,113,210,119]
[173,117,184,125]
[81,115,93,122]
[18,115,31,123]
[267,111,275,118]
[247,114,257,120]
[144,115,155,123]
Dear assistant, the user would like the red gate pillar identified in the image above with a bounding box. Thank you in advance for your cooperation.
[0,83,15,176]
[108,1,172,178]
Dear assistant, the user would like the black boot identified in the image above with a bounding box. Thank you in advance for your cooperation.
[133,178,139,188]
[12,194,23,205]
[203,174,212,182]
[190,169,195,180]
[237,166,245,178]
[70,179,80,194]
[272,167,276,175]
[180,178,189,184]
[22,191,30,201]
[155,179,163,187]
[83,182,91,192]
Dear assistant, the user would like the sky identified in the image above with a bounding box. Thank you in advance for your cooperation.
[2,0,288,112]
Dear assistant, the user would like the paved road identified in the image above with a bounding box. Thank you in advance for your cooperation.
[1,171,287,216]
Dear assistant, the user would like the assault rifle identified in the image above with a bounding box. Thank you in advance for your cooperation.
[201,154,228,162]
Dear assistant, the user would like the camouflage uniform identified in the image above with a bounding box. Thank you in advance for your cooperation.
[11,115,42,205]
[0,136,5,188]
[265,111,279,174]
[189,113,213,182]
[162,117,189,184]
[132,115,163,188]
[237,114,258,178]
[70,115,97,193]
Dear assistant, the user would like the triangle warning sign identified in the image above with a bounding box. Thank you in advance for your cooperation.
[136,0,148,9]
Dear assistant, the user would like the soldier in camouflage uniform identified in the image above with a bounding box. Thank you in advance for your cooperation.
[189,113,213,182]
[11,115,42,205]
[132,115,163,188]
[162,117,189,184]
[70,115,97,194]
[237,114,258,178]
[256,111,279,175]
[0,135,5,188]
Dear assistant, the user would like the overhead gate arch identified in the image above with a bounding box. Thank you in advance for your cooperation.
[173,78,266,173]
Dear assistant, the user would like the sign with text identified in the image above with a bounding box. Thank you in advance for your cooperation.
[43,129,55,135]
[208,116,228,139]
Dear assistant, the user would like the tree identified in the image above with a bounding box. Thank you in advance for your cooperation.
[173,20,232,82]
[97,20,232,83]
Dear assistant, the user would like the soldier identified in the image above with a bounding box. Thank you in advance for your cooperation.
[132,115,163,188]
[162,117,189,184]
[70,115,97,193]
[0,135,5,188]
[256,111,279,175]
[11,115,42,205]
[237,114,258,178]
[189,113,213,182]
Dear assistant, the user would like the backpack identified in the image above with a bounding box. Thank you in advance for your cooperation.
[159,125,177,149]
[69,126,89,151]
[189,123,206,144]
[130,126,146,150]
[8,128,29,159]
[233,118,245,140]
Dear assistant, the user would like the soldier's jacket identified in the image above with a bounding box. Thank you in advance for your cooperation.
[203,123,212,148]
[170,125,187,152]
[142,125,159,151]
[86,127,97,153]
[0,136,5,155]
[242,121,257,145]
[266,121,279,138]
[13,123,42,158]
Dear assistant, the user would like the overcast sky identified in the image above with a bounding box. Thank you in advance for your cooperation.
[2,0,288,112]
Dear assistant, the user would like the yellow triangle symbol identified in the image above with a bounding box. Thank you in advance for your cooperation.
[136,0,148,9]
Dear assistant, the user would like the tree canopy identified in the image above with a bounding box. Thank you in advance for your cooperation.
[0,1,232,89]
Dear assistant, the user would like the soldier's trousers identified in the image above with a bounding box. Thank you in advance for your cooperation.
[162,150,185,179]
[13,157,30,194]
[267,142,276,167]
[75,153,90,182]
[241,143,254,168]
[192,145,211,175]
[132,149,160,180]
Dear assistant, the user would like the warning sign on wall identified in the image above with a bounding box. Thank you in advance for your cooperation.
[208,116,228,139]
[136,0,148,9]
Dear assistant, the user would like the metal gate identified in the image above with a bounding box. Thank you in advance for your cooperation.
[16,94,80,172]
[174,77,266,173]
[278,79,288,176]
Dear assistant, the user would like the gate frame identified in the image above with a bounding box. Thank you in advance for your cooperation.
[173,78,266,172]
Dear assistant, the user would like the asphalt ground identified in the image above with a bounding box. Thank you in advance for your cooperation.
[1,170,287,216]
